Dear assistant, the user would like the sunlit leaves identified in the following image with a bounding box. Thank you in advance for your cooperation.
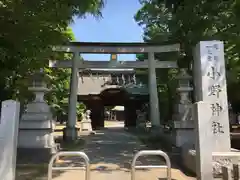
[135,0,240,115]
[0,0,104,116]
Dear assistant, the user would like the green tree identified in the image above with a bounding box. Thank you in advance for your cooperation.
[44,28,89,122]
[0,0,104,104]
[44,28,74,119]
[135,0,240,115]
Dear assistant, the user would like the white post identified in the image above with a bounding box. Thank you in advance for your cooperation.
[0,100,20,180]
[67,53,79,129]
[148,52,160,127]
[193,101,213,180]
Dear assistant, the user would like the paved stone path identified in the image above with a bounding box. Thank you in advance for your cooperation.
[53,123,196,180]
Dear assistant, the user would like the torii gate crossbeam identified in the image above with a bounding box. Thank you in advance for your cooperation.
[49,60,178,69]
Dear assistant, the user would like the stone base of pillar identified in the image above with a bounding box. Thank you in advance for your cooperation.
[63,127,80,141]
[80,120,94,135]
[18,103,57,161]
[172,121,195,148]
[81,120,92,131]
[18,129,58,163]
[17,146,58,163]
[18,129,55,147]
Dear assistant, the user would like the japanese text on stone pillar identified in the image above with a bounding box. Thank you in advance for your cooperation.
[206,44,225,134]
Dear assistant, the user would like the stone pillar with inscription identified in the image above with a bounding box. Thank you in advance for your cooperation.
[172,68,194,147]
[182,41,232,176]
[18,69,57,162]
[193,41,230,152]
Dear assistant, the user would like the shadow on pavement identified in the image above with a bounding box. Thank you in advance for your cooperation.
[16,126,194,180]
[62,127,179,173]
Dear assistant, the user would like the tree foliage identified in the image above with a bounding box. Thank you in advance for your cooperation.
[135,0,240,118]
[0,0,104,101]
[0,0,104,118]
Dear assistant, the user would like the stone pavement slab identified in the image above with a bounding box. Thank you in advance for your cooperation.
[52,124,196,180]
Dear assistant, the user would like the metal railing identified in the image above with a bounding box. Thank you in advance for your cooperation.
[48,151,90,180]
[131,150,171,180]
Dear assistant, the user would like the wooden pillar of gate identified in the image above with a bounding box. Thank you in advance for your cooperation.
[86,96,104,130]
[124,99,137,128]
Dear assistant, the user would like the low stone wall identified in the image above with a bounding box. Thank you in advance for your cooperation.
[181,146,240,177]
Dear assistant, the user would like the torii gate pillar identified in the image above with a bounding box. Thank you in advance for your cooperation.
[148,52,160,127]
[63,53,79,141]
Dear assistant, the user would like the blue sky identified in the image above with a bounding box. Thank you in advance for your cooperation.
[70,0,143,61]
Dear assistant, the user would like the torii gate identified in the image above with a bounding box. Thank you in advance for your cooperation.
[50,42,180,140]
